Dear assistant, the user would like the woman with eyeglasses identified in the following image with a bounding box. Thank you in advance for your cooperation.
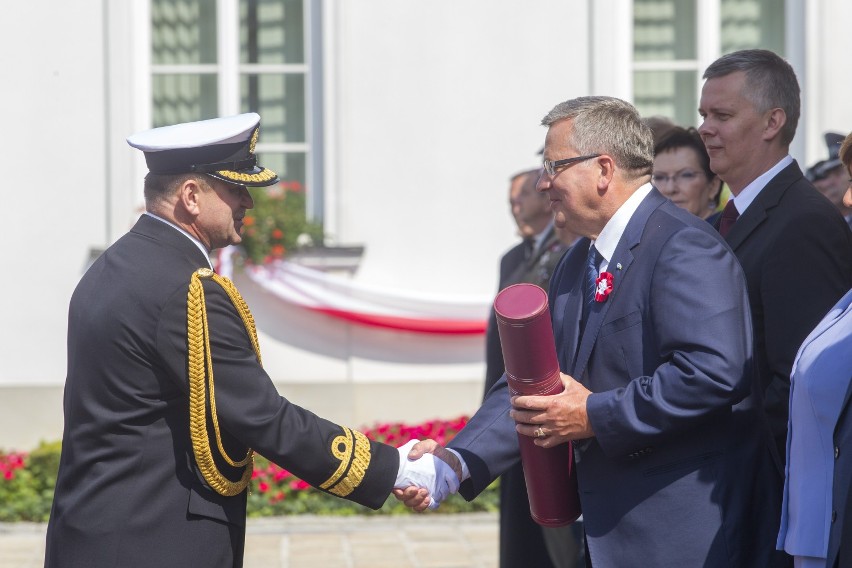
[652,126,724,223]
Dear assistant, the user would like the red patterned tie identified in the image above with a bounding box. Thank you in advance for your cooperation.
[718,200,739,237]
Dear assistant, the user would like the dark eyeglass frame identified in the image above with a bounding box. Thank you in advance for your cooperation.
[542,154,601,176]
[651,169,705,186]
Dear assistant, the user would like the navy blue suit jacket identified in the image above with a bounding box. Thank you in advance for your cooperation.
[451,189,781,566]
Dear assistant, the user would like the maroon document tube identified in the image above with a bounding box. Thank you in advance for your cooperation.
[494,283,581,526]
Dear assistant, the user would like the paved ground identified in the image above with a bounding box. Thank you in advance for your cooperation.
[0,513,498,568]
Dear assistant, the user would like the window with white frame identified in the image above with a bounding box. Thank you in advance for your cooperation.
[633,0,786,128]
[150,0,321,221]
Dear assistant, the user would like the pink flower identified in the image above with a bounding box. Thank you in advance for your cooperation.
[258,481,269,493]
[274,469,290,482]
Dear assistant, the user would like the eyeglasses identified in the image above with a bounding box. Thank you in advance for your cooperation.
[542,154,601,176]
[651,170,704,186]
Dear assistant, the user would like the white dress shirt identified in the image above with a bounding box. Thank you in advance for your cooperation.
[726,155,794,215]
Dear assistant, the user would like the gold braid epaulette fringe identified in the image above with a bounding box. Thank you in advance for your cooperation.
[319,427,372,497]
[187,267,260,496]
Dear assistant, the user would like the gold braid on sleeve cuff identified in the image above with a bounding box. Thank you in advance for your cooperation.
[319,427,373,497]
[187,268,261,496]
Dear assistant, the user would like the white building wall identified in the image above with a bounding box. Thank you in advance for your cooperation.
[0,0,108,388]
[325,1,589,295]
[2,0,852,450]
[800,0,852,164]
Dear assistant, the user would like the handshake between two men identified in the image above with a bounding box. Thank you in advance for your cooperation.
[393,372,593,511]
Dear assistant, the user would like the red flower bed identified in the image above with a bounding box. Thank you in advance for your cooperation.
[0,418,496,521]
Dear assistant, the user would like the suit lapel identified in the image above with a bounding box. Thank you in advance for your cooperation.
[571,190,664,380]
[724,161,803,250]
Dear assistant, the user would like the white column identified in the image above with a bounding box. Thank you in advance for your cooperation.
[589,0,633,101]
[217,0,240,116]
[695,0,721,106]
[321,0,343,243]
[786,0,807,163]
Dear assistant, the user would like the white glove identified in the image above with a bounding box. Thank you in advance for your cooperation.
[393,440,461,510]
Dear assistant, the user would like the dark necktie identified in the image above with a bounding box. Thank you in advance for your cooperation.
[581,244,600,330]
[523,238,534,260]
[718,200,740,237]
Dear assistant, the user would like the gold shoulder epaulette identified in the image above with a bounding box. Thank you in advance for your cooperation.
[187,267,261,496]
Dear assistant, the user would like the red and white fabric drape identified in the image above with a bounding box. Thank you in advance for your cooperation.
[218,250,490,335]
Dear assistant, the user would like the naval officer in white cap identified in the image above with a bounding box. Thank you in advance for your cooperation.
[45,114,458,568]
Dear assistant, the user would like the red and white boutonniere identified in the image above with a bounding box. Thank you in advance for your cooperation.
[594,272,614,302]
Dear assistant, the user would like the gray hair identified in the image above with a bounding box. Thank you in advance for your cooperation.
[703,49,800,146]
[541,96,654,177]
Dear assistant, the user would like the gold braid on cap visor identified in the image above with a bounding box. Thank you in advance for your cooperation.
[215,126,277,184]
[187,268,259,496]
[215,167,278,184]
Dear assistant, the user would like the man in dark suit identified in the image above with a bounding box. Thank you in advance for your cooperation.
[45,113,456,568]
[484,168,576,568]
[397,96,781,566]
[697,49,852,464]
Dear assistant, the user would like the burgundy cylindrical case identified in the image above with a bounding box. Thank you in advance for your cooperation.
[494,283,581,527]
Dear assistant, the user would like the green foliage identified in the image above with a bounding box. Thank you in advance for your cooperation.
[0,418,500,522]
[240,181,324,264]
[0,440,61,522]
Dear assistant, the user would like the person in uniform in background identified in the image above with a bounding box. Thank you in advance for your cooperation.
[807,132,852,229]
[484,167,580,568]
[45,113,457,568]
[485,168,576,392]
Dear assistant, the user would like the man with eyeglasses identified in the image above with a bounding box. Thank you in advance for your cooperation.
[395,96,781,566]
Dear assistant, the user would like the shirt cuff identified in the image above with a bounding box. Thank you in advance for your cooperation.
[446,448,470,481]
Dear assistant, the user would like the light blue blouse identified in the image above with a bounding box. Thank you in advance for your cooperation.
[778,288,852,565]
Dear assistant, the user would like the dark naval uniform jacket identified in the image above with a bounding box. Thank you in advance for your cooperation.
[484,225,569,394]
[45,215,398,568]
[482,225,572,568]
